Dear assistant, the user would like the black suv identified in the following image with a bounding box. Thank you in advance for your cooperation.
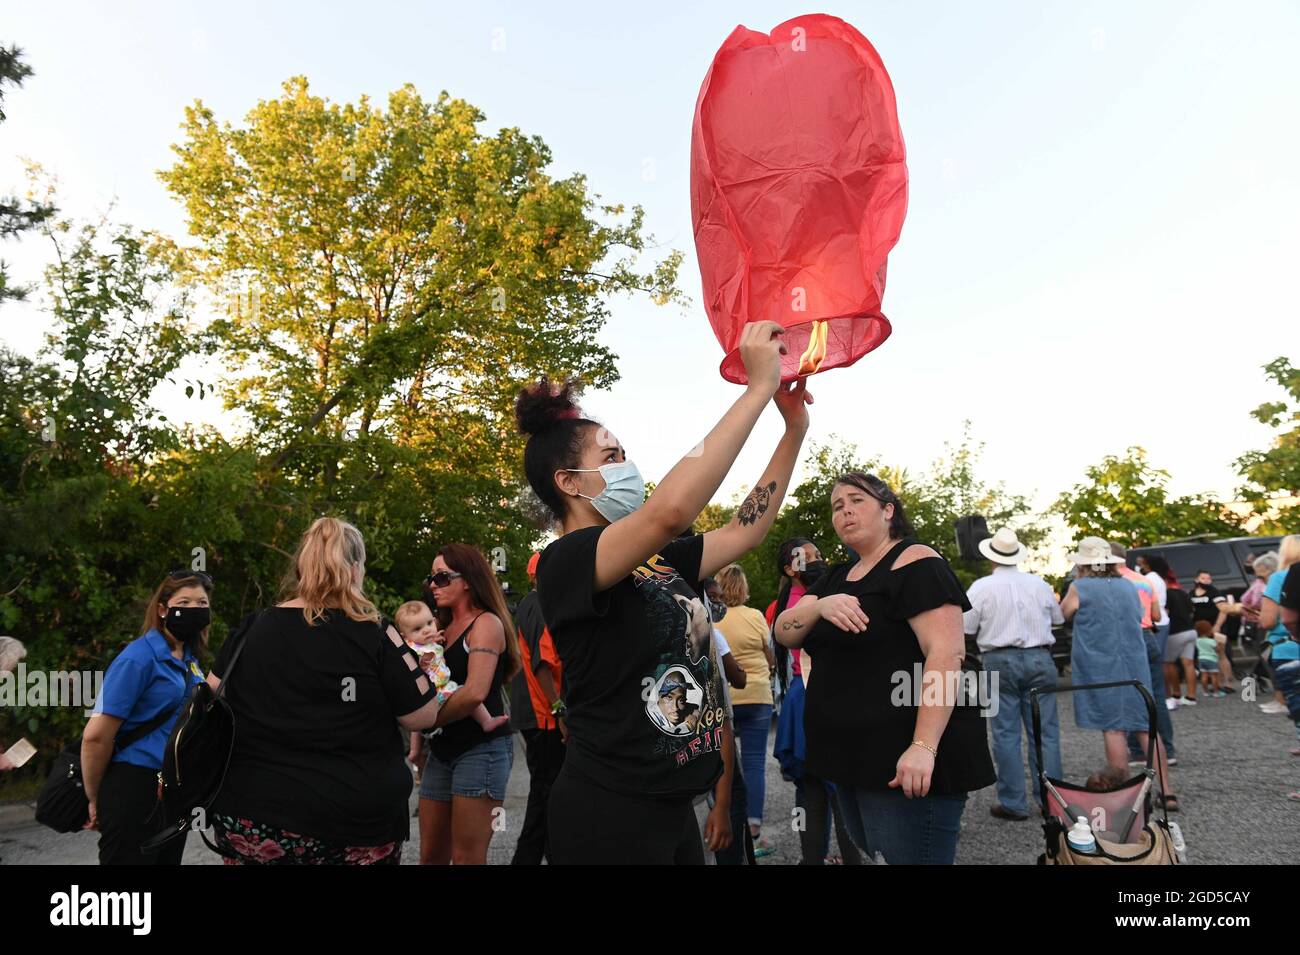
[1127,535,1282,595]
[1126,534,1282,672]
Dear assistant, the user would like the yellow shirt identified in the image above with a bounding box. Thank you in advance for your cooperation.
[717,604,773,706]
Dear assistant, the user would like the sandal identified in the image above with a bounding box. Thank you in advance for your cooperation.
[1154,793,1180,812]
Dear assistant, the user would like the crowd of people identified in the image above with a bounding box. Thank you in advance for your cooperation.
[5,322,1298,865]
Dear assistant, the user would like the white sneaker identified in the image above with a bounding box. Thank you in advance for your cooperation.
[1179,697,1197,706]
[1259,701,1288,714]
[1165,698,1180,711]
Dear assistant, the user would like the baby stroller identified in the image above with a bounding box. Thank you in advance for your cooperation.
[1030,680,1182,865]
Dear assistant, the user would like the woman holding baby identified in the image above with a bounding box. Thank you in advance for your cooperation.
[406,543,521,865]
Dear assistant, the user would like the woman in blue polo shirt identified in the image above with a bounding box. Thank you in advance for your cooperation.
[81,570,210,864]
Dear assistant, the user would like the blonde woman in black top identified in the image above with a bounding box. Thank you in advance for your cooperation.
[774,473,995,864]
[207,517,442,864]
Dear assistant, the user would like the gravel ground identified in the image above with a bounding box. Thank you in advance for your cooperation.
[3,682,1296,865]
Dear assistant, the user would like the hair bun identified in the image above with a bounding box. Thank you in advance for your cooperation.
[515,377,584,435]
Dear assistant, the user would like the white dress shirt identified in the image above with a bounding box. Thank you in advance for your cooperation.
[963,565,1064,651]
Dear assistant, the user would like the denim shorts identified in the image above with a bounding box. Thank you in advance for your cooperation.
[419,735,513,802]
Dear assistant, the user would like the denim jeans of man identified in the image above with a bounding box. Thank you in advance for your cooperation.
[1127,625,1176,761]
[837,786,968,864]
[732,703,772,828]
[981,647,1062,815]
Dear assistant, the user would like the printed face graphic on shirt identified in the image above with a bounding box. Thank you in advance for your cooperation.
[672,593,713,665]
[630,552,725,753]
[647,668,704,736]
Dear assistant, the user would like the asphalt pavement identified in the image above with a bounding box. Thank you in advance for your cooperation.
[2,683,1295,865]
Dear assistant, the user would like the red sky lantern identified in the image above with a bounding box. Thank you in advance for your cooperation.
[691,13,908,384]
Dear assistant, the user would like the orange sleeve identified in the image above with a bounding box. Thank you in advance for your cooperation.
[539,627,561,670]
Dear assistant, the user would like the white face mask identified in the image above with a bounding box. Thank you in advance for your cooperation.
[567,460,645,523]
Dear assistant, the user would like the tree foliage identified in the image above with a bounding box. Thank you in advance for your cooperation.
[1236,356,1300,531]
[1052,446,1245,549]
[1,77,682,773]
[0,45,56,306]
[728,424,1048,613]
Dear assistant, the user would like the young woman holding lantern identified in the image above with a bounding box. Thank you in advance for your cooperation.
[516,320,811,865]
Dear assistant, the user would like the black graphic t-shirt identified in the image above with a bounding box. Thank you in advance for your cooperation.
[1190,584,1227,625]
[537,525,725,799]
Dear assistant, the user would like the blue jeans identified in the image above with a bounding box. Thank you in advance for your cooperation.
[981,647,1062,815]
[1127,626,1176,760]
[1274,659,1300,743]
[732,703,772,828]
[836,786,968,864]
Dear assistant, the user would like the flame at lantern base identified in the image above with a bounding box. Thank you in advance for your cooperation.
[797,319,829,376]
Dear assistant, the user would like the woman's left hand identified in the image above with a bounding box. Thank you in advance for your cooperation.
[772,377,813,430]
[889,744,935,798]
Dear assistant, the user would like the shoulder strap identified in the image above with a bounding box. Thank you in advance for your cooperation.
[113,611,260,750]
[113,702,184,752]
[452,611,488,647]
[213,610,261,701]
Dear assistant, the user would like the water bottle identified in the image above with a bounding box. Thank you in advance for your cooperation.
[1066,816,1097,855]
[1168,821,1187,864]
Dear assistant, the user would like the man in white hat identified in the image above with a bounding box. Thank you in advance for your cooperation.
[963,528,1063,821]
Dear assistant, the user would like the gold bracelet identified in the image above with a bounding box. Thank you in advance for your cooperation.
[911,739,937,757]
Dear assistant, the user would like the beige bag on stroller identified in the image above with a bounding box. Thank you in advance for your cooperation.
[1032,680,1182,866]
[1044,819,1180,865]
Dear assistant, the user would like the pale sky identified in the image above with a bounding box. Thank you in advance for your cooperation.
[3,1,1297,538]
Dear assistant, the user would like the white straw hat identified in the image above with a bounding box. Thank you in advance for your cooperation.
[979,527,1028,566]
[1066,536,1124,567]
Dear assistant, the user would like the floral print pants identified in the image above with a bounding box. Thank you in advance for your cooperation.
[211,813,402,865]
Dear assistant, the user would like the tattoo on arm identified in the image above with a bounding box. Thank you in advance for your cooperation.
[738,481,778,527]
[781,618,804,632]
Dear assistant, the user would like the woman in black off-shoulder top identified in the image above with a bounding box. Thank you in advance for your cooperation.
[774,472,994,864]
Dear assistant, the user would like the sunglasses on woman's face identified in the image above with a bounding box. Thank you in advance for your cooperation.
[169,568,213,588]
[425,571,463,589]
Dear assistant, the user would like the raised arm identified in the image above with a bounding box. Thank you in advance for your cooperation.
[699,379,811,579]
[591,322,786,592]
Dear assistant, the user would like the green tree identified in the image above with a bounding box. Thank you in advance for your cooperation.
[1053,446,1244,549]
[1235,356,1299,530]
[882,423,1050,586]
[0,214,204,763]
[159,77,679,465]
[0,45,56,306]
[157,77,682,602]
[730,424,1044,611]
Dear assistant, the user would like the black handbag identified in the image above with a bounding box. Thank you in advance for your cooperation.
[140,611,259,855]
[35,703,182,834]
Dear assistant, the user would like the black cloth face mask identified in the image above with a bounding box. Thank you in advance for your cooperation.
[800,560,830,589]
[164,605,210,647]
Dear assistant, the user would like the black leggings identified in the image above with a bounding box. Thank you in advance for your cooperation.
[547,766,705,865]
[98,761,187,865]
